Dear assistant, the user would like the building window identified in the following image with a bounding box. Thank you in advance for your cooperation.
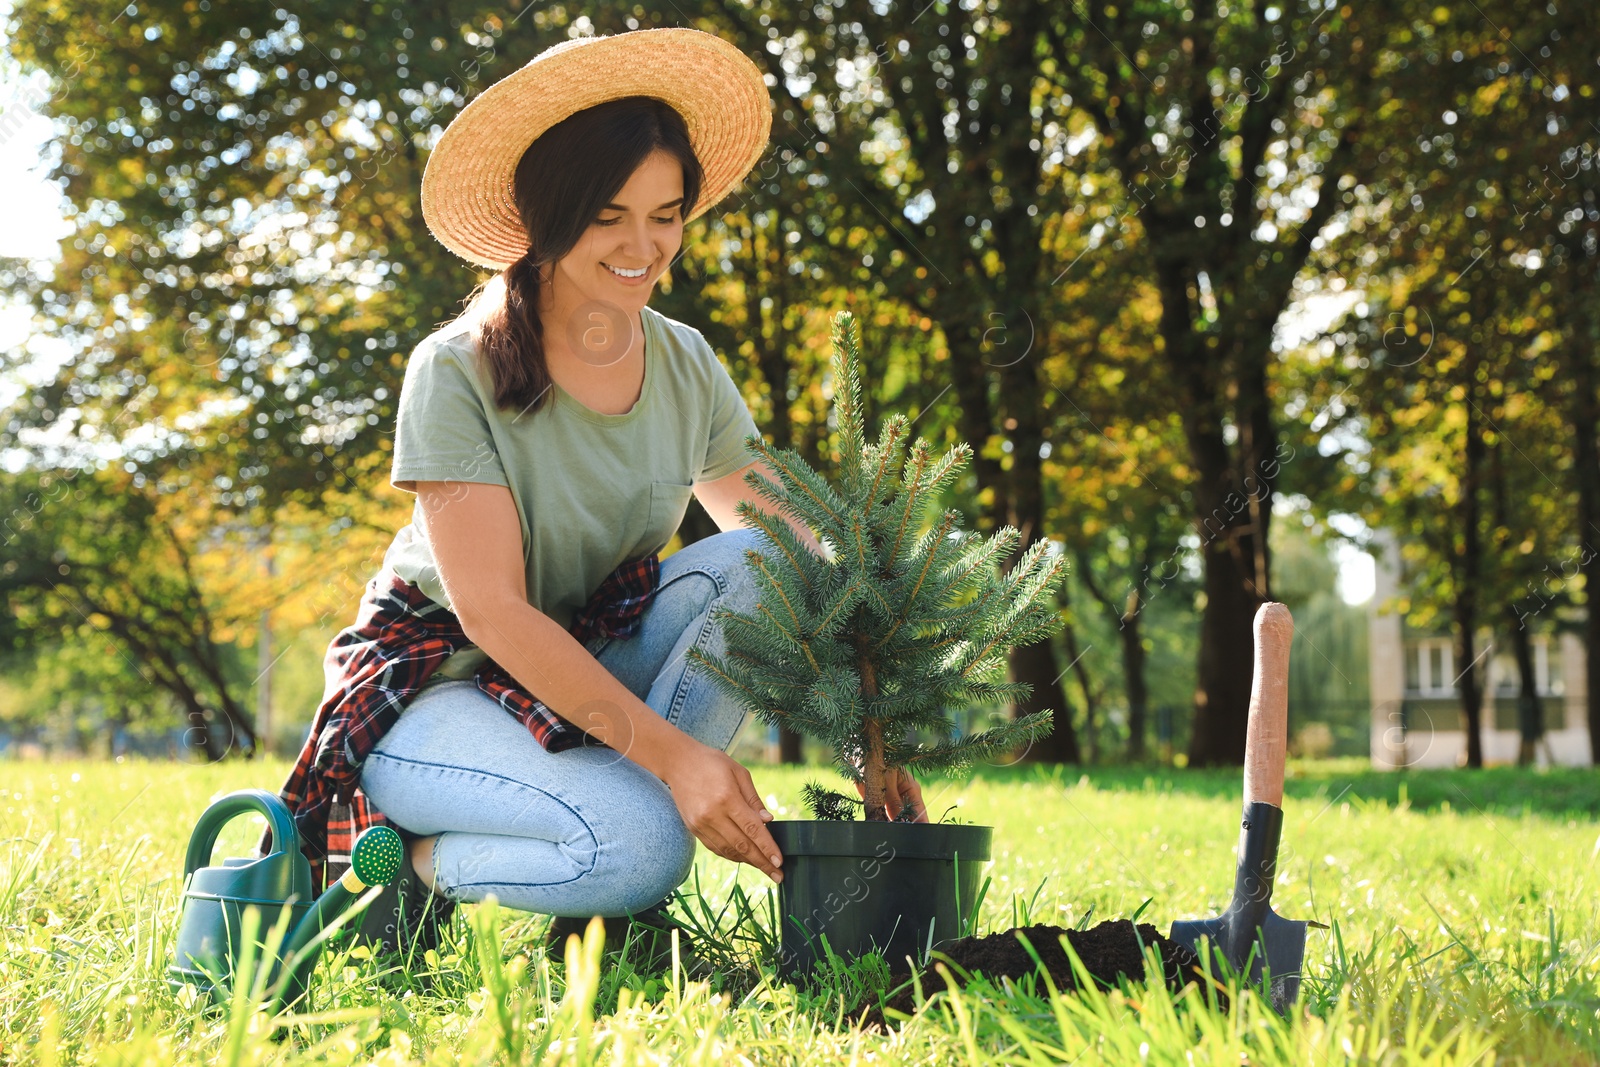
[1407,638,1455,696]
[1536,635,1563,696]
[1488,636,1564,698]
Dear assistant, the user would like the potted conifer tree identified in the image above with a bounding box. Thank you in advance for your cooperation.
[685,310,1067,978]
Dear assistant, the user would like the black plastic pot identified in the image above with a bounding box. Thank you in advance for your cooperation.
[767,820,992,979]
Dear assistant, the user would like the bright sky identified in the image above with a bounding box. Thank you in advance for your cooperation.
[0,1,75,434]
[0,14,1375,604]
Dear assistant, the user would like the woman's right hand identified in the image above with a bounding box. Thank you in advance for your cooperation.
[662,740,784,883]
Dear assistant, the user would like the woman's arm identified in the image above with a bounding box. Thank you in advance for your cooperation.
[414,479,784,882]
[694,459,833,560]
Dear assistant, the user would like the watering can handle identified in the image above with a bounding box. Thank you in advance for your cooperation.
[1243,602,1294,809]
[183,788,301,877]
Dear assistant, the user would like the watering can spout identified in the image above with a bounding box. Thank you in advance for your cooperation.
[167,788,405,1015]
[274,825,406,1006]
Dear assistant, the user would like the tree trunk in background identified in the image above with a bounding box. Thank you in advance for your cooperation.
[1456,369,1486,769]
[1180,337,1274,768]
[1568,265,1600,765]
[1062,618,1096,762]
[1581,451,1600,766]
[185,706,225,762]
[1508,614,1543,766]
[1011,640,1078,762]
[257,548,275,758]
[1455,612,1484,769]
[755,228,807,766]
[1191,540,1266,765]
[778,726,804,763]
[1075,546,1155,762]
[1122,585,1150,762]
[1150,254,1277,767]
[1003,341,1081,765]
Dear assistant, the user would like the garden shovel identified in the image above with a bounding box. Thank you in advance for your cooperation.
[1170,602,1311,1013]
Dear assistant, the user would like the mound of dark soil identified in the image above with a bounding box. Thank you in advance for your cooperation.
[862,919,1218,1024]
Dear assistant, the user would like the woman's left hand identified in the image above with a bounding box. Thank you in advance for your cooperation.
[855,768,929,822]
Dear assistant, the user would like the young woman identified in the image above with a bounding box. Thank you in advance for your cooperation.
[272,28,923,968]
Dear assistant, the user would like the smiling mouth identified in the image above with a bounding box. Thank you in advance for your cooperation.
[603,262,649,279]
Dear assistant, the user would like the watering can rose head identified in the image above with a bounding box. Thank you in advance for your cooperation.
[684,310,1065,822]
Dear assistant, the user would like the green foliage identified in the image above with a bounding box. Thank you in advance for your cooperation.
[799,782,860,821]
[0,466,269,757]
[686,311,1064,818]
[7,0,1595,771]
[798,780,925,823]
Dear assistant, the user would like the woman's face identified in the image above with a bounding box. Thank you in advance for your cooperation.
[550,148,687,314]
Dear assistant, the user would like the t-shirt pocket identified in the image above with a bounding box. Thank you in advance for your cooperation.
[647,480,696,549]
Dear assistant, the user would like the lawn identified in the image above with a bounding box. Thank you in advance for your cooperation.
[2,757,1597,1065]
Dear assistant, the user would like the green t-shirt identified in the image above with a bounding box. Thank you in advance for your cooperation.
[383,303,763,649]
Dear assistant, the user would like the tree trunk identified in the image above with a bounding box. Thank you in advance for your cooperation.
[1567,267,1600,764]
[941,313,1006,530]
[1063,620,1096,763]
[1122,585,1149,762]
[1508,612,1543,766]
[1456,375,1486,769]
[184,706,226,762]
[1455,615,1484,769]
[1074,546,1155,762]
[748,226,805,768]
[1152,257,1275,767]
[778,726,804,764]
[1188,541,1265,766]
[1001,336,1081,763]
[1582,468,1600,766]
[1012,640,1079,762]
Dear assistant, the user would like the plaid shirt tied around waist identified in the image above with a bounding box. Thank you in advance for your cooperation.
[259,553,660,896]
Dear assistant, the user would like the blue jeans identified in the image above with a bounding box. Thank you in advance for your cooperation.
[357,526,774,918]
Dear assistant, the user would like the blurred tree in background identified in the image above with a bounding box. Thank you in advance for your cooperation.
[1,0,1594,766]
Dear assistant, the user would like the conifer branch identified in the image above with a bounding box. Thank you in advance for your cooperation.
[882,441,933,573]
[752,445,850,530]
[872,510,960,651]
[731,500,817,592]
[807,578,864,638]
[755,602,821,672]
[863,415,908,512]
[682,645,780,713]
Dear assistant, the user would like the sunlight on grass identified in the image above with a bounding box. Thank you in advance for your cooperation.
[1,758,1595,1063]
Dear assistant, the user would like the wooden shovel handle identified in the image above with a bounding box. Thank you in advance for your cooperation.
[1243,602,1294,807]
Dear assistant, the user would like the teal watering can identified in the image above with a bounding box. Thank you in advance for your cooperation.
[167,788,405,1014]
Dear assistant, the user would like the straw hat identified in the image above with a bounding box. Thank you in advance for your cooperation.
[421,27,772,270]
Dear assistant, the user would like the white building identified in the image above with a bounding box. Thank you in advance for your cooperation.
[1367,538,1592,768]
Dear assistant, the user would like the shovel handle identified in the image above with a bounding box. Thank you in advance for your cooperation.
[1243,602,1294,807]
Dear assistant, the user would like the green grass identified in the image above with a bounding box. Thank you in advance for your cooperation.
[2,757,1597,1064]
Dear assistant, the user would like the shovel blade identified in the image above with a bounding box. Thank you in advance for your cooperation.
[1171,906,1307,1012]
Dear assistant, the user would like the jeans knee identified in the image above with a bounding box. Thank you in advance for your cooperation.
[723,524,772,561]
[677,571,719,616]
[713,527,773,601]
[616,808,696,912]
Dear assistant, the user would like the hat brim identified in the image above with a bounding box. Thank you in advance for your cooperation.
[421,28,773,270]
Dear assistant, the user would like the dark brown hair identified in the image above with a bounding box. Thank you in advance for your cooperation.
[462,96,704,417]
